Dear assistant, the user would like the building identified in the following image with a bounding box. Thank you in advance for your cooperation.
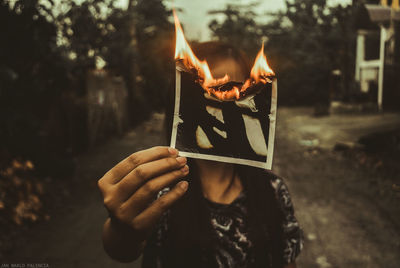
[354,0,400,110]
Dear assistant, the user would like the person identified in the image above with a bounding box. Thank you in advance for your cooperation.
[98,42,303,268]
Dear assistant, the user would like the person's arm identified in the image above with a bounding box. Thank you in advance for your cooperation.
[98,146,189,262]
[101,217,145,262]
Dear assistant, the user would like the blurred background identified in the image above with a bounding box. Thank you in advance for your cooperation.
[0,0,399,267]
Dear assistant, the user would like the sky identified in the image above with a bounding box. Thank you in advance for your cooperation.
[116,0,352,41]
[165,0,287,41]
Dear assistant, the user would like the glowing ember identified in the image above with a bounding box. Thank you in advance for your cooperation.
[174,11,275,101]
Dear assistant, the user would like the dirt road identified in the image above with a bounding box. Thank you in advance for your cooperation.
[4,109,400,267]
[275,108,400,268]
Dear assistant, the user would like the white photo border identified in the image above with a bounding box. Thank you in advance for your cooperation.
[170,67,277,170]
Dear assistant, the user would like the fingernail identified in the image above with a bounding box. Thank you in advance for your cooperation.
[178,181,189,191]
[176,156,187,165]
[180,165,189,173]
[168,147,178,155]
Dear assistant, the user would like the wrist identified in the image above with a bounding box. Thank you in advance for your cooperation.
[103,217,146,262]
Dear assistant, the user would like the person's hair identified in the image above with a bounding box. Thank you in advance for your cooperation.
[163,41,284,268]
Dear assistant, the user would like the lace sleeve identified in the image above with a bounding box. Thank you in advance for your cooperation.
[270,177,304,265]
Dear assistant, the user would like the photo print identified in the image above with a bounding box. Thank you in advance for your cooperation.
[170,11,277,169]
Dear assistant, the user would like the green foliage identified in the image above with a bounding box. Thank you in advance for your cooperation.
[0,0,70,160]
[270,0,356,106]
[0,0,71,228]
[134,0,174,110]
[56,0,174,113]
[57,0,128,80]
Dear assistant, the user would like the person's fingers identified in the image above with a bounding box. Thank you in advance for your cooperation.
[119,165,189,218]
[101,146,178,184]
[115,156,187,201]
[129,181,189,236]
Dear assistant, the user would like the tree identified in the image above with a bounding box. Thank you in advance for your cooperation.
[208,4,262,57]
[0,0,70,161]
[134,0,175,111]
[0,0,74,227]
[271,0,356,106]
[207,0,356,107]
[57,0,175,116]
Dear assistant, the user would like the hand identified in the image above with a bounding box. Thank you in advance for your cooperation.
[98,146,189,242]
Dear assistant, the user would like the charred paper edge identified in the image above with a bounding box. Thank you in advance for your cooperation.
[170,67,277,170]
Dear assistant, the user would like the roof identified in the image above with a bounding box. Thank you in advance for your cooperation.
[365,5,392,22]
[355,4,400,30]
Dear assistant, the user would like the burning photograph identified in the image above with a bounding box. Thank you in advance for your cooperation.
[170,11,277,169]
[2,0,400,267]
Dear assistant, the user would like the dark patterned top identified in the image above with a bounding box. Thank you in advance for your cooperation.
[142,176,303,268]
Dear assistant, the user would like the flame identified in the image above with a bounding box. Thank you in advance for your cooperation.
[250,42,275,83]
[174,11,274,101]
[174,10,228,88]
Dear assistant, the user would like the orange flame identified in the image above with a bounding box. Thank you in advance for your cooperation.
[250,42,275,83]
[174,10,229,88]
[174,11,274,101]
